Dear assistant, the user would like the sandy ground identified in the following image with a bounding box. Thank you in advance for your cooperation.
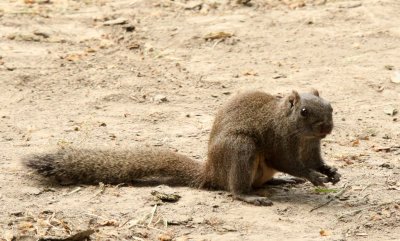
[1,0,400,240]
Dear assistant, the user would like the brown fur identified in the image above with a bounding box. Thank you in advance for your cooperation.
[22,90,340,206]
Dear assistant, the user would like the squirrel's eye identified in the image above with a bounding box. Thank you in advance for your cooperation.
[300,107,308,117]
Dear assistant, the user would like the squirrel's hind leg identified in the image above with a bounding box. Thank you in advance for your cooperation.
[223,135,273,206]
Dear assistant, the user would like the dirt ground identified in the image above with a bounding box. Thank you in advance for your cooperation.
[1,0,400,240]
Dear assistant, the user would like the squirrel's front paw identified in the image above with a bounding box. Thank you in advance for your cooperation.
[328,170,341,185]
[319,165,341,185]
[308,170,329,186]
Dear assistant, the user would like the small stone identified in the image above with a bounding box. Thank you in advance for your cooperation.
[24,187,42,195]
[391,71,400,84]
[123,24,135,32]
[153,95,168,103]
[384,65,394,70]
[383,106,398,116]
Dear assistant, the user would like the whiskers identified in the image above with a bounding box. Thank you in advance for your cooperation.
[285,128,306,138]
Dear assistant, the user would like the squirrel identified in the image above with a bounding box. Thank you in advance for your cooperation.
[22,89,340,206]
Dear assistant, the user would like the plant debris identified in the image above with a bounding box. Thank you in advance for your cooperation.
[38,229,95,241]
[314,187,339,194]
[204,32,233,41]
[151,191,181,203]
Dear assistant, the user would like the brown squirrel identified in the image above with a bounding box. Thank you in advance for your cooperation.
[23,89,340,206]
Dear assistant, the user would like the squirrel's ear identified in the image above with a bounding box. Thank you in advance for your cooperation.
[288,90,300,108]
[310,88,319,97]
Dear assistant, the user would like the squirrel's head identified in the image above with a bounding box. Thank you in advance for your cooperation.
[286,89,333,139]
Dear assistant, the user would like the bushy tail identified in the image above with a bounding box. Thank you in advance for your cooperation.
[22,147,204,187]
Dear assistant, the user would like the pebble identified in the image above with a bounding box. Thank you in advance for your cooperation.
[153,94,168,103]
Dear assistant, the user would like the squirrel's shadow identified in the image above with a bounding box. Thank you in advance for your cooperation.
[255,184,340,206]
[30,175,338,207]
[32,176,195,188]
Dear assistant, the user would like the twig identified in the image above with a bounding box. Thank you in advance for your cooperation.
[338,209,363,219]
[85,212,107,221]
[292,18,312,34]
[147,204,158,227]
[63,187,82,196]
[310,183,349,212]
[212,39,223,49]
[361,183,374,192]
[92,182,106,198]
[119,217,135,228]
[129,224,165,233]
[153,217,162,226]
[338,200,400,220]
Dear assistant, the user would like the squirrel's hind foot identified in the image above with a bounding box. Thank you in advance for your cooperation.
[234,194,273,206]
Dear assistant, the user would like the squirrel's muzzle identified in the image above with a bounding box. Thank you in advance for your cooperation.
[316,121,333,138]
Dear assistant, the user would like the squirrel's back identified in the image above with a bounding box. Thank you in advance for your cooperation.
[23,147,204,186]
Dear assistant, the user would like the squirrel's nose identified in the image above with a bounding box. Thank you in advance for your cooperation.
[317,121,333,135]
[319,122,333,134]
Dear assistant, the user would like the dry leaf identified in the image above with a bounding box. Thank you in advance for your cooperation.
[319,229,329,236]
[351,139,360,147]
[204,31,233,41]
[38,229,95,241]
[337,155,359,165]
[158,233,173,241]
[18,221,34,232]
[289,1,305,9]
[64,53,85,62]
[384,65,394,70]
[272,73,287,79]
[151,190,180,202]
[85,48,96,53]
[97,220,119,227]
[128,42,140,49]
[99,39,114,49]
[242,70,258,76]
